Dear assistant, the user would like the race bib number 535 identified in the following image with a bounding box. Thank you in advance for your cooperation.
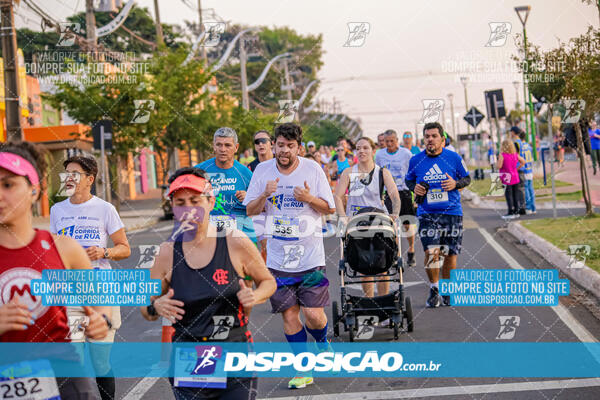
[272,216,300,240]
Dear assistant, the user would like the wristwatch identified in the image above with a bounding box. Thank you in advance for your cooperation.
[103,248,110,259]
[101,313,113,330]
[147,300,158,317]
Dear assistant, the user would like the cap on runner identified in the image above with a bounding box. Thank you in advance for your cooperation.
[0,151,40,186]
[167,173,214,197]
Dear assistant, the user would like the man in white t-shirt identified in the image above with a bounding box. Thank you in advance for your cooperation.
[244,123,335,390]
[375,129,417,268]
[50,155,130,400]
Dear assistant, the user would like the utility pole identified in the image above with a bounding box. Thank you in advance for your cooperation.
[85,0,97,49]
[240,36,249,110]
[153,0,164,46]
[197,0,207,62]
[0,0,22,141]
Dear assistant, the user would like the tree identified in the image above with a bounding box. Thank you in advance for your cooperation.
[519,27,600,216]
[304,119,349,147]
[211,25,324,113]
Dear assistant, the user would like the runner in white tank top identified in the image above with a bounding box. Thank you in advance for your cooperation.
[345,163,385,216]
[334,137,400,298]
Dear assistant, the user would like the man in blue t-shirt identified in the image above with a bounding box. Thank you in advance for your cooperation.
[588,120,600,175]
[510,126,527,215]
[519,131,536,214]
[195,127,255,241]
[406,122,471,308]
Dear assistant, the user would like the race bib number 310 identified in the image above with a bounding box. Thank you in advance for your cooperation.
[427,190,448,204]
[0,360,60,400]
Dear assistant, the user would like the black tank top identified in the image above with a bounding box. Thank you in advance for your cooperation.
[171,231,250,342]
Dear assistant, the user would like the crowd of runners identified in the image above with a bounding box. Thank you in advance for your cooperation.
[5,119,544,399]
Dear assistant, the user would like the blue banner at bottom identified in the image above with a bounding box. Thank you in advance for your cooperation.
[0,343,599,379]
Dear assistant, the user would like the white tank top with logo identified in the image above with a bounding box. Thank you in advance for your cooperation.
[346,164,385,216]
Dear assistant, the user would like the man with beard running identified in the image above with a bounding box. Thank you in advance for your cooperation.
[405,122,471,308]
[244,123,335,390]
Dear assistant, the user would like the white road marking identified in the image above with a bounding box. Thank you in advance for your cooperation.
[123,376,160,400]
[261,378,600,400]
[478,227,597,343]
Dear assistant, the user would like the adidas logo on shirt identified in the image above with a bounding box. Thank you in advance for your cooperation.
[423,164,446,181]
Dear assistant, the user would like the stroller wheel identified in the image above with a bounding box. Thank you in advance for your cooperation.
[404,296,414,333]
[332,301,340,338]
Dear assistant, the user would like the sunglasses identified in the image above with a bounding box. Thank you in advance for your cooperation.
[403,134,412,139]
[254,138,270,145]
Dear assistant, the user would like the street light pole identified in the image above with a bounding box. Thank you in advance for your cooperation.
[447,93,456,137]
[515,5,538,161]
[512,80,520,110]
[460,76,472,158]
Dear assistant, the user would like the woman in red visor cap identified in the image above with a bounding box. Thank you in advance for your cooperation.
[140,166,276,400]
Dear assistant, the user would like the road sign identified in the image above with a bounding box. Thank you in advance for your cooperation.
[458,133,481,141]
[484,89,506,118]
[92,119,113,151]
[463,106,485,128]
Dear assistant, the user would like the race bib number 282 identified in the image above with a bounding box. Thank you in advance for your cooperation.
[0,360,60,400]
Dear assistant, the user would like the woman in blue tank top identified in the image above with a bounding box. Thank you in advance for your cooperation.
[140,167,276,400]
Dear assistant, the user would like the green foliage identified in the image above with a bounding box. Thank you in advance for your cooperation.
[304,119,348,147]
[214,25,323,112]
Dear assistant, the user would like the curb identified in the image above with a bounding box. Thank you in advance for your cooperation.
[507,221,600,300]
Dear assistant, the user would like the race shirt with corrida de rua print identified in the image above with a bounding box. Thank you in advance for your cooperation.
[243,158,335,273]
[50,196,124,269]
[195,158,255,238]
[406,148,469,216]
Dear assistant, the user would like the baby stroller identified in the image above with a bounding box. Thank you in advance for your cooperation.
[331,207,414,341]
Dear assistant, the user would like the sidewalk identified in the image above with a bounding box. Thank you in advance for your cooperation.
[555,159,600,206]
[33,188,164,232]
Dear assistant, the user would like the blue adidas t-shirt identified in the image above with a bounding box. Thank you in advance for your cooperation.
[195,158,255,239]
[406,148,469,216]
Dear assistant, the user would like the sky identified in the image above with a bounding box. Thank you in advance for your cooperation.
[14,0,598,139]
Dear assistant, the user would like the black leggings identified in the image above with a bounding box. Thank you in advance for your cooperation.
[505,184,520,214]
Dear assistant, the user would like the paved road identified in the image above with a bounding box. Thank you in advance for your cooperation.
[107,204,600,400]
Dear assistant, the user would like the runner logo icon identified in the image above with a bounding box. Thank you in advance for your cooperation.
[210,316,234,340]
[57,225,75,237]
[355,316,378,340]
[192,345,223,375]
[496,316,520,340]
[423,164,446,181]
[269,194,284,210]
